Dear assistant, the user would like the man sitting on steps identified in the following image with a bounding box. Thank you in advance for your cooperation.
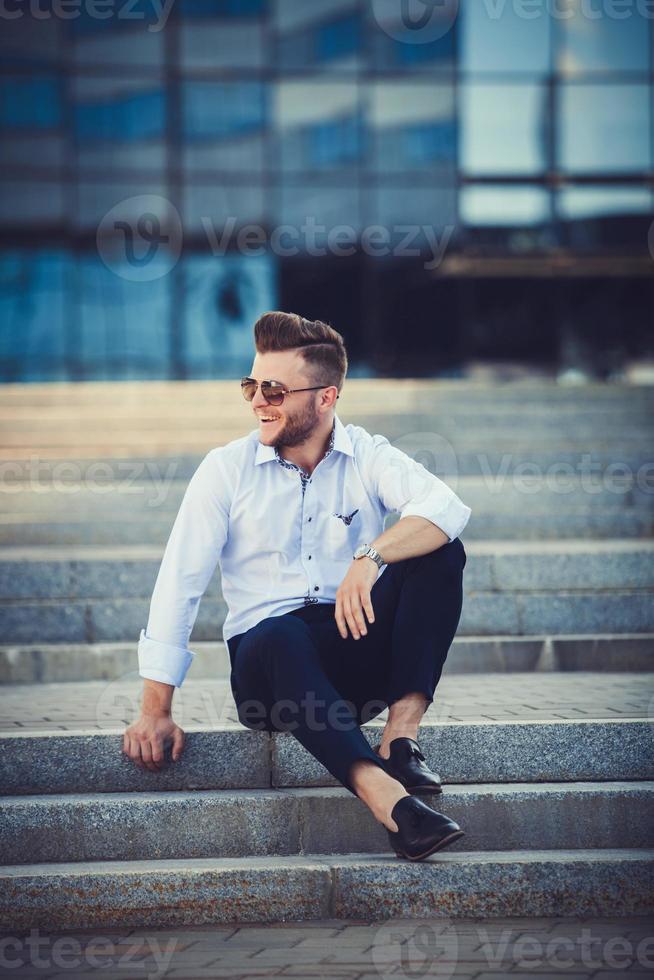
[123,311,472,861]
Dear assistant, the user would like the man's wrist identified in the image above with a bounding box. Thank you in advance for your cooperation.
[141,678,174,716]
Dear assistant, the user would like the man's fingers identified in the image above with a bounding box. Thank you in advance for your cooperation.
[140,739,159,772]
[125,736,144,768]
[353,591,369,635]
[172,727,185,762]
[362,593,375,625]
[335,595,348,639]
[342,594,362,640]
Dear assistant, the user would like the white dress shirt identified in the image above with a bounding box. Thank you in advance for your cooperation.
[138,413,472,688]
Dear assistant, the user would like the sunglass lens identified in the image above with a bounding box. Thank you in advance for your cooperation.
[262,383,284,406]
[241,381,257,401]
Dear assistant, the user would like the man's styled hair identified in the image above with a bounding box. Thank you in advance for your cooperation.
[253,311,348,395]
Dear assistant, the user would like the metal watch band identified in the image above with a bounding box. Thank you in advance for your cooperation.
[354,544,385,569]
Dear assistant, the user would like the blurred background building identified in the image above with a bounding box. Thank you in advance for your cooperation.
[0,0,652,382]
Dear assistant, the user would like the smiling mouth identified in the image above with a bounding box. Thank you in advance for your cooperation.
[258,416,281,424]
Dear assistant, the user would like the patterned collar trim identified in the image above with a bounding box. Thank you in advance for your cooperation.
[274,419,336,484]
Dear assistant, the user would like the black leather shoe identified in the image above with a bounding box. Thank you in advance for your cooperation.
[387,796,464,861]
[376,737,443,794]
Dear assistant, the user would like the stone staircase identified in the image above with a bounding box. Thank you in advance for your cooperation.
[0,379,653,931]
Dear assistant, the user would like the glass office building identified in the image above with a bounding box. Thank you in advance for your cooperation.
[0,0,652,380]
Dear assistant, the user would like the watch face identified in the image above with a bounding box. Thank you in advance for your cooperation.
[354,545,368,559]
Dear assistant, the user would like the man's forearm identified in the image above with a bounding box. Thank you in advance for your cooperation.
[141,678,175,716]
[371,516,449,564]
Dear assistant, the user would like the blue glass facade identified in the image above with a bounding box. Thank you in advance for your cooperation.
[0,0,652,380]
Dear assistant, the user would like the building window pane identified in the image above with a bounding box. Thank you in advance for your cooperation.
[0,249,68,382]
[558,186,652,219]
[316,12,362,61]
[180,0,266,16]
[277,182,360,238]
[460,83,548,175]
[557,187,653,250]
[181,254,276,379]
[75,254,171,379]
[460,0,550,74]
[71,0,160,34]
[0,75,62,129]
[461,187,550,226]
[309,114,362,168]
[558,83,650,174]
[368,83,455,175]
[369,0,456,71]
[180,21,266,69]
[74,88,165,143]
[183,82,266,140]
[556,6,649,74]
[275,81,360,174]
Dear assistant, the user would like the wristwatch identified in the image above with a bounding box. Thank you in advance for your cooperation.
[353,543,386,570]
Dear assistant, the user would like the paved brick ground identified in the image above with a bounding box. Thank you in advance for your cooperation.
[2,916,653,978]
[1,672,652,733]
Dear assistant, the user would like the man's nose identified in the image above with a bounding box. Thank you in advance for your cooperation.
[251,387,269,410]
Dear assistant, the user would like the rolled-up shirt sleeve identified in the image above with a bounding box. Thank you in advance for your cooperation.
[138,448,231,688]
[363,433,471,543]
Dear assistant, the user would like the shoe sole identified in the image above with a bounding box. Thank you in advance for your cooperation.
[394,829,465,861]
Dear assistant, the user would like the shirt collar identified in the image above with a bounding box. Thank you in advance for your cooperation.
[254,413,354,466]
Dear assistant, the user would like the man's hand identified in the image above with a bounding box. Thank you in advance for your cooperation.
[335,557,378,640]
[122,712,185,772]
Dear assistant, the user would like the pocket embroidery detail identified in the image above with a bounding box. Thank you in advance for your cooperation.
[333,509,359,526]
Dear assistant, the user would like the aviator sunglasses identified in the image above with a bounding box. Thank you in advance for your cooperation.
[240,377,339,407]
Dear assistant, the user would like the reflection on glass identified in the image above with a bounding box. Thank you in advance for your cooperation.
[0,76,62,129]
[558,84,650,173]
[370,184,456,231]
[182,254,276,379]
[368,83,455,174]
[558,187,653,220]
[275,81,359,172]
[76,254,170,379]
[181,0,266,16]
[0,249,68,381]
[183,82,266,140]
[460,83,548,175]
[557,186,653,250]
[278,182,360,235]
[460,0,550,73]
[74,89,165,142]
[316,12,362,61]
[460,187,550,226]
[556,4,649,73]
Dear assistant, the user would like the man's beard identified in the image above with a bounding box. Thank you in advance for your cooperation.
[274,400,321,450]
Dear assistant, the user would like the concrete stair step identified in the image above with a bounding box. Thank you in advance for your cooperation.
[2,634,652,684]
[2,448,650,475]
[1,782,652,865]
[2,849,652,929]
[3,474,651,516]
[0,541,652,644]
[2,510,652,546]
[2,719,652,795]
[3,590,652,644]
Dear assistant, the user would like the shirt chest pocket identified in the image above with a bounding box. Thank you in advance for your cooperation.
[323,506,363,560]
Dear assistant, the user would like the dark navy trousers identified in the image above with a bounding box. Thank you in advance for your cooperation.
[226,537,467,796]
